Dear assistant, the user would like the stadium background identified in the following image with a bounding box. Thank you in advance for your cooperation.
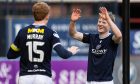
[0,0,139,84]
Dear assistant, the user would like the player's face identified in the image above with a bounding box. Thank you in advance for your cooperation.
[97,18,110,34]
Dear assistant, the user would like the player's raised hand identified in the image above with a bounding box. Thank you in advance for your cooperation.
[99,7,111,21]
[67,46,79,55]
[71,9,81,22]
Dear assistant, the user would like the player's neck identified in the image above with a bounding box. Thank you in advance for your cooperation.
[99,32,110,39]
[33,20,48,26]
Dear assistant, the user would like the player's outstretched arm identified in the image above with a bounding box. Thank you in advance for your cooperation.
[69,9,83,41]
[100,7,122,43]
[54,45,79,59]
[7,31,21,59]
[7,44,20,59]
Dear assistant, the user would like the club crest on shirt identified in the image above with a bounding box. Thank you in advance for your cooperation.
[100,40,102,43]
[96,44,101,49]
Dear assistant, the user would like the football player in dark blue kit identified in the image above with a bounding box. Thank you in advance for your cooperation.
[7,2,79,84]
[69,7,122,84]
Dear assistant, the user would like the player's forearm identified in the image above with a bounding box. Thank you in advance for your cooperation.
[69,21,83,41]
[69,21,77,38]
[7,48,20,59]
[108,19,122,39]
[54,45,73,59]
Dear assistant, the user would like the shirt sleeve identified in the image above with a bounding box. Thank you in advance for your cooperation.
[11,30,21,51]
[7,30,21,59]
[52,31,61,48]
[82,33,90,43]
[54,44,73,59]
[110,34,119,46]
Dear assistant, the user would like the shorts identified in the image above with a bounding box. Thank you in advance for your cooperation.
[86,80,114,84]
[18,75,53,84]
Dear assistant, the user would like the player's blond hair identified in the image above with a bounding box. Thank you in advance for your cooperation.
[32,2,50,21]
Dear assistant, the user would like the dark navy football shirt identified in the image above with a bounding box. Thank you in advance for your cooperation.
[10,25,61,77]
[82,33,118,81]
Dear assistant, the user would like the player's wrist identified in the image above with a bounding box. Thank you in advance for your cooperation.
[106,18,112,22]
[70,19,76,23]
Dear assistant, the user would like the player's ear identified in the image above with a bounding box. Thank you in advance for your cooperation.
[45,14,50,20]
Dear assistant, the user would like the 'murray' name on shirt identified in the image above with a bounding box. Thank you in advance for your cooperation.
[27,34,44,40]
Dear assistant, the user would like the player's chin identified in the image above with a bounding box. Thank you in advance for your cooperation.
[98,29,104,33]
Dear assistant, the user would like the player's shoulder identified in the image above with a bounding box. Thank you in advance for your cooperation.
[44,27,59,37]
[17,26,28,34]
[20,25,33,31]
[17,24,37,34]
[46,27,56,32]
[89,33,98,38]
[45,27,58,34]
[83,33,97,39]
[108,33,113,39]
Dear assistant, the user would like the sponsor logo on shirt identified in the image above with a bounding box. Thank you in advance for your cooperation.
[27,28,44,34]
[92,49,107,55]
[28,69,46,72]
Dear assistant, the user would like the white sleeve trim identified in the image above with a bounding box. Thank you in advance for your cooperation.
[53,43,61,48]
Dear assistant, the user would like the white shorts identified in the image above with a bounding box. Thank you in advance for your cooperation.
[18,75,53,84]
[86,80,114,84]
